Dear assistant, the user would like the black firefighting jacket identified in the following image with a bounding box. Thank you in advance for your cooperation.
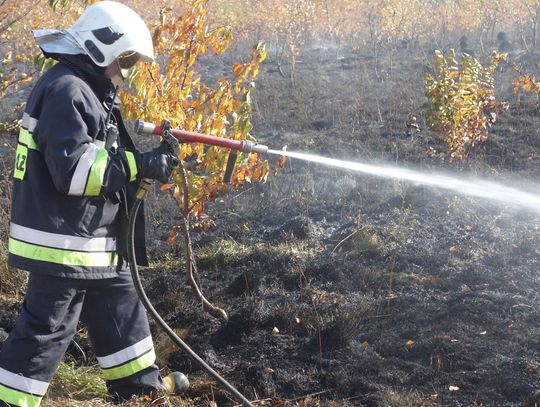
[8,54,148,278]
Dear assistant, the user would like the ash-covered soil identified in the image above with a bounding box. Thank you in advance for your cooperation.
[143,167,540,406]
[142,46,540,406]
[2,44,540,407]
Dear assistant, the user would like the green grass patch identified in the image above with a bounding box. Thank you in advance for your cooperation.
[195,239,248,268]
[45,360,202,406]
[195,238,310,269]
[383,390,443,407]
[47,361,109,401]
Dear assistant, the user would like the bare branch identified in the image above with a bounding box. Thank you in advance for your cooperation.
[177,161,228,321]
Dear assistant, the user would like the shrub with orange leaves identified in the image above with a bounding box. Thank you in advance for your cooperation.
[121,0,270,221]
[425,50,509,161]
[0,0,88,102]
[121,0,274,318]
[512,61,540,94]
[1,0,273,223]
[0,0,35,100]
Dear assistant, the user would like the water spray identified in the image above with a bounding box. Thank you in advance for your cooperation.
[266,149,540,214]
[134,120,540,212]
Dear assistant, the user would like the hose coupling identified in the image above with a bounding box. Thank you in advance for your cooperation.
[134,119,155,135]
[242,140,268,154]
[136,178,153,200]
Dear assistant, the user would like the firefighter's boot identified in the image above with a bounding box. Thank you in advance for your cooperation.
[162,372,190,395]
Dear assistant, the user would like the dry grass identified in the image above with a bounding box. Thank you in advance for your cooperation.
[194,238,311,270]
[46,362,109,402]
[0,160,27,297]
[292,397,356,407]
[43,361,200,407]
[341,225,381,257]
[382,390,444,407]
[42,396,197,407]
[0,267,27,298]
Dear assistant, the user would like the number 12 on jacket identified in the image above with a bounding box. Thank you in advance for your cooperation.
[13,143,28,180]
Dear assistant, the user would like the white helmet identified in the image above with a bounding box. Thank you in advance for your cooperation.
[66,1,154,67]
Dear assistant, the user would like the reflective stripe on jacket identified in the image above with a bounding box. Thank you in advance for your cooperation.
[8,55,148,278]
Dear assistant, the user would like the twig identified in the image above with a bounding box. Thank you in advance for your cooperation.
[343,394,364,402]
[232,186,254,200]
[231,398,273,407]
[232,389,335,407]
[287,388,333,402]
[69,338,87,363]
[331,229,358,253]
[512,304,533,309]
[306,292,324,372]
[363,313,391,320]
[177,161,228,321]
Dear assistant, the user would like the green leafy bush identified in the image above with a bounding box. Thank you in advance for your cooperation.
[425,50,508,161]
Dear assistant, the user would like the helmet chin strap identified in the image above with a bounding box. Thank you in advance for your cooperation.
[110,73,124,89]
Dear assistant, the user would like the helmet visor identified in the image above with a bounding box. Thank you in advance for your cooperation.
[117,51,141,70]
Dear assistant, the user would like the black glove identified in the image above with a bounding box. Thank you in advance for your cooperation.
[138,142,179,183]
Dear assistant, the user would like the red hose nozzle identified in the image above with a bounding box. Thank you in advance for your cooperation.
[134,120,268,154]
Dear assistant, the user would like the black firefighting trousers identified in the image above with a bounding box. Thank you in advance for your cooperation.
[0,270,164,407]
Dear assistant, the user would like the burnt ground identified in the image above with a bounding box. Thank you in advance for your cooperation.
[2,43,540,406]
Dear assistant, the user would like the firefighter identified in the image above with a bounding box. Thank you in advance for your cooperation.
[0,1,189,406]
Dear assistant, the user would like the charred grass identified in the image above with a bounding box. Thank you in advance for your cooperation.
[144,44,540,406]
[2,42,540,407]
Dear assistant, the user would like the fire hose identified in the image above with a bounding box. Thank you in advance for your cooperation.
[127,120,269,407]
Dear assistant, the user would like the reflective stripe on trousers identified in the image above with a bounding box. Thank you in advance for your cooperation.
[0,271,162,406]
[0,367,47,407]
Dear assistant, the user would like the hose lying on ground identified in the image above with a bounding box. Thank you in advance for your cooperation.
[127,186,255,407]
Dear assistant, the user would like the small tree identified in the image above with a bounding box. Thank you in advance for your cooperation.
[424,50,508,161]
[0,0,85,132]
[0,0,36,100]
[122,0,272,320]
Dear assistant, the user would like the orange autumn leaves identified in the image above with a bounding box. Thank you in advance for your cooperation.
[425,50,509,161]
[121,0,274,219]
